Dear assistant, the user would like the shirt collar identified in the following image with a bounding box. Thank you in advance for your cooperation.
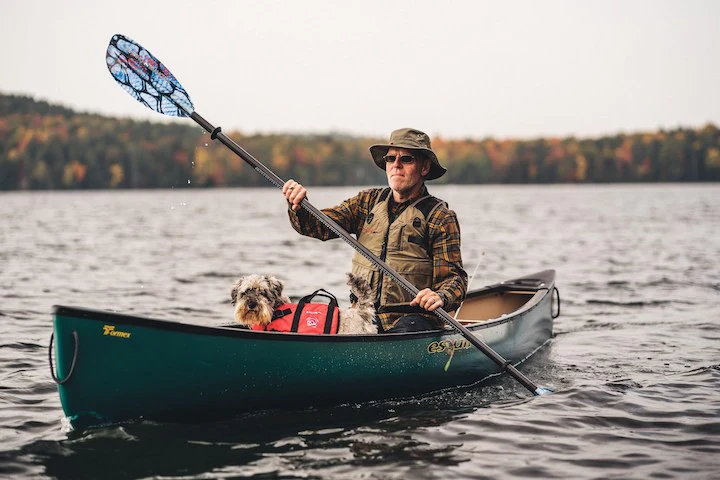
[390,185,428,208]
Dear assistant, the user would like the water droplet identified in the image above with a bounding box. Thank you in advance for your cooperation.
[204,143,208,147]
[187,179,191,184]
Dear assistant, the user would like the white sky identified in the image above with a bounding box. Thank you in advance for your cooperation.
[1,0,718,139]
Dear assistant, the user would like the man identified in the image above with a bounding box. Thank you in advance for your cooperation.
[282,128,467,333]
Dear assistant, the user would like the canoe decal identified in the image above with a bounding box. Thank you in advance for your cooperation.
[102,325,132,339]
[427,339,472,371]
[427,339,471,354]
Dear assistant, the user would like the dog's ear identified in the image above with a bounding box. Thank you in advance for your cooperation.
[266,276,284,302]
[230,280,240,305]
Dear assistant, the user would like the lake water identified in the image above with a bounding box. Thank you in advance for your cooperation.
[1,184,719,479]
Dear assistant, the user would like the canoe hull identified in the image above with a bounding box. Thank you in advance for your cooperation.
[51,270,556,429]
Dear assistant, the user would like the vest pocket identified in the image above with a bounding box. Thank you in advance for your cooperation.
[351,260,379,294]
[387,225,405,252]
[381,269,433,306]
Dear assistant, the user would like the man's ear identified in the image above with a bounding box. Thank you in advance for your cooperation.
[421,158,432,177]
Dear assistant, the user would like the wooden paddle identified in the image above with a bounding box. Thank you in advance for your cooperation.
[105,34,552,396]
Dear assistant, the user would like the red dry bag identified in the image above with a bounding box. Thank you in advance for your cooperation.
[252,289,340,334]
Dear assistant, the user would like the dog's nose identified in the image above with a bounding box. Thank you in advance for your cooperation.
[248,301,257,309]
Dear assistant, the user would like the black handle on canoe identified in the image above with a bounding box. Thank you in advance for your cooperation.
[49,331,79,385]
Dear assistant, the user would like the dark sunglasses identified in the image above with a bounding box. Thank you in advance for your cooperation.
[383,154,416,164]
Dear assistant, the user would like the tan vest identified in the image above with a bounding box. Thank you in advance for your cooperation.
[351,188,444,310]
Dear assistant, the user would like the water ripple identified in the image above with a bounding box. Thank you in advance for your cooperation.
[1,186,719,479]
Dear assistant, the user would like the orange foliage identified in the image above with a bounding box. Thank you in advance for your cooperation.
[614,138,633,165]
[174,150,189,164]
[546,138,566,163]
[1,93,719,188]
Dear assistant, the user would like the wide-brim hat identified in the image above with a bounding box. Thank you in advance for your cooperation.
[369,128,446,180]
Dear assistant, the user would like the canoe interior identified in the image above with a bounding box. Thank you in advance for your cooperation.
[453,291,536,323]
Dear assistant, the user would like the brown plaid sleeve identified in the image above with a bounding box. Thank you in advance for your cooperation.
[287,188,383,240]
[427,206,468,312]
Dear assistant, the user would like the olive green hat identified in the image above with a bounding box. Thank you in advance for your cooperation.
[369,128,446,180]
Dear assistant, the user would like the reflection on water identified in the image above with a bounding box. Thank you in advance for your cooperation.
[1,184,719,479]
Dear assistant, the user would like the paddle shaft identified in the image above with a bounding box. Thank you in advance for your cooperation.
[189,112,543,395]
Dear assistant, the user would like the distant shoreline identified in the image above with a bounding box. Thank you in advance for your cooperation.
[2,93,719,190]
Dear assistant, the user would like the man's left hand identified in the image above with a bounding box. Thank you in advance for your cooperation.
[410,288,444,312]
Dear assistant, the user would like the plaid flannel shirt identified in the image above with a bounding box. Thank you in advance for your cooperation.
[288,186,468,330]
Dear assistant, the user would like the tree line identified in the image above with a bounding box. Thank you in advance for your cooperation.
[1,92,718,190]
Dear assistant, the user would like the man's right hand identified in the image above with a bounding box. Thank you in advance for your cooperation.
[282,179,307,212]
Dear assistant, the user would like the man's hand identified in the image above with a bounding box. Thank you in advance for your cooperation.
[410,288,444,312]
[282,179,307,211]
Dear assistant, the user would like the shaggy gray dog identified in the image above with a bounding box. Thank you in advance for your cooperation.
[231,273,376,334]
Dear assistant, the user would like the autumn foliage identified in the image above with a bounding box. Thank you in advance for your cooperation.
[1,93,719,190]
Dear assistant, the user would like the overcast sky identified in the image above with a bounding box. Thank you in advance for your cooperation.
[1,0,718,140]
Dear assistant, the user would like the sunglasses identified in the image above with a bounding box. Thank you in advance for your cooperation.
[383,154,416,164]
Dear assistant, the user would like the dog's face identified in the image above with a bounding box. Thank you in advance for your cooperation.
[231,275,286,327]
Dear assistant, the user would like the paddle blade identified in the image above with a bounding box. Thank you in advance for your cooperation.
[106,34,194,117]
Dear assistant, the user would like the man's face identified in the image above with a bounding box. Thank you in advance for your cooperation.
[384,147,431,197]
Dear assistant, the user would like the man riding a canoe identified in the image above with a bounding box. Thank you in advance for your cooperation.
[282,128,468,333]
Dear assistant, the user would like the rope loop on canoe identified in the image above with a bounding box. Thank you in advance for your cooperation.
[49,331,79,385]
[551,287,561,319]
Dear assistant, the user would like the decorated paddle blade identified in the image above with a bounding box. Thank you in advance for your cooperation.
[106,34,194,117]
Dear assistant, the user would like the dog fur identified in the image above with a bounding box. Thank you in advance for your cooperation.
[231,273,376,334]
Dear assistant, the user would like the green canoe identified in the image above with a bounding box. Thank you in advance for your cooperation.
[50,270,559,430]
